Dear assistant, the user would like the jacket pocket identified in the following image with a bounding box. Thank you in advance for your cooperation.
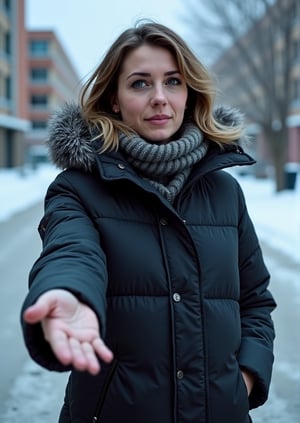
[91,359,118,422]
[236,366,250,416]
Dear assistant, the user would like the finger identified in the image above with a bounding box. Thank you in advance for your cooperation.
[93,338,114,363]
[68,338,89,371]
[48,330,73,365]
[23,295,54,324]
[81,342,101,375]
[23,305,44,324]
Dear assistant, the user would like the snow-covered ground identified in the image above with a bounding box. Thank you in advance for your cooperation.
[1,163,300,263]
[0,164,58,222]
[231,169,300,265]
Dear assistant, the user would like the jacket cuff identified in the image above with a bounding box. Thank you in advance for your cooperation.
[237,338,274,409]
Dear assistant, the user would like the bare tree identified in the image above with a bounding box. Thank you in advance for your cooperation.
[183,0,298,191]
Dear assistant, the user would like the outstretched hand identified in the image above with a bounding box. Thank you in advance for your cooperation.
[23,289,113,375]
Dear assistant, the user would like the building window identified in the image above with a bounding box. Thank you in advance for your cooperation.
[5,32,11,55]
[29,40,49,57]
[30,68,48,82]
[32,120,48,130]
[5,76,11,100]
[30,94,48,107]
[291,1,300,19]
[292,40,300,62]
[4,0,11,12]
[292,79,300,100]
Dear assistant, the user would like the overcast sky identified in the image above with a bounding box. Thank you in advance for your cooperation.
[26,0,190,81]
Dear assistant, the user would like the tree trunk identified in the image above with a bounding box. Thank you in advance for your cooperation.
[264,127,288,192]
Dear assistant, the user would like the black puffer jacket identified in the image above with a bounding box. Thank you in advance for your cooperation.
[21,104,276,423]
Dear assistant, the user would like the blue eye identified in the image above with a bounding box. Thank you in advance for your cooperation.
[166,77,181,86]
[131,80,147,89]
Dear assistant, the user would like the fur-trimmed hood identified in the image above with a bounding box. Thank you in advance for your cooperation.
[47,102,246,172]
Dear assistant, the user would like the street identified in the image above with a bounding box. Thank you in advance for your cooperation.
[0,201,42,407]
[0,201,299,422]
[0,202,68,422]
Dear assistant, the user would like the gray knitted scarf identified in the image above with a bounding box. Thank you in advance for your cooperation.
[119,123,208,203]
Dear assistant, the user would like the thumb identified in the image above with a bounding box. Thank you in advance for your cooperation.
[23,292,54,324]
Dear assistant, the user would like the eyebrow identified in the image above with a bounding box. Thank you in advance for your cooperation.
[126,70,180,80]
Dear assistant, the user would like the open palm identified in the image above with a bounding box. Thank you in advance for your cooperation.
[23,289,113,375]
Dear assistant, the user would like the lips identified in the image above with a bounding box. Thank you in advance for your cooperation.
[145,115,171,125]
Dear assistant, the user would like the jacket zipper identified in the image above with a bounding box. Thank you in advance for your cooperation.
[92,359,118,422]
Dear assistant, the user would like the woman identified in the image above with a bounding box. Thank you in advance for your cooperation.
[21,21,276,423]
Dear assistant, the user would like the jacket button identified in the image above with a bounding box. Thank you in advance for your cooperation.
[117,163,126,169]
[177,370,184,379]
[160,217,168,226]
[173,292,181,302]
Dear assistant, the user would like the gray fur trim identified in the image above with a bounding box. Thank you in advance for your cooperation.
[46,102,245,170]
[213,104,244,128]
[47,103,95,171]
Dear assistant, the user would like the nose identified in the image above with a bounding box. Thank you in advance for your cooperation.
[150,84,167,107]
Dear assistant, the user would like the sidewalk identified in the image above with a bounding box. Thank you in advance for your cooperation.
[0,361,68,423]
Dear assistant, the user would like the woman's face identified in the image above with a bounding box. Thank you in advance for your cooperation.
[113,45,188,143]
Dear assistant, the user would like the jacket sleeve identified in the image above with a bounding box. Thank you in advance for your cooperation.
[236,182,276,409]
[20,171,108,372]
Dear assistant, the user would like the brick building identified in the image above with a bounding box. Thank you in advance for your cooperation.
[25,30,81,162]
[0,0,82,169]
[0,0,30,168]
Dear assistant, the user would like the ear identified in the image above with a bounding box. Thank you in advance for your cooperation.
[111,98,120,113]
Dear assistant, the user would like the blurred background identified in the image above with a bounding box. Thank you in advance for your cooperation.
[0,0,299,422]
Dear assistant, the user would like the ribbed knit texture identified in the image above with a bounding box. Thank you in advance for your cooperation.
[119,123,208,203]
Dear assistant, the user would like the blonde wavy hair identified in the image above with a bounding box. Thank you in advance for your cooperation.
[80,21,244,151]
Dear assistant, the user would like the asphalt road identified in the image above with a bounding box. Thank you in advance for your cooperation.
[0,202,68,422]
[0,201,299,422]
[0,202,43,408]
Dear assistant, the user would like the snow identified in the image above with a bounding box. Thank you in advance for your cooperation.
[229,169,300,265]
[0,165,58,222]
[1,163,299,262]
[0,360,67,423]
